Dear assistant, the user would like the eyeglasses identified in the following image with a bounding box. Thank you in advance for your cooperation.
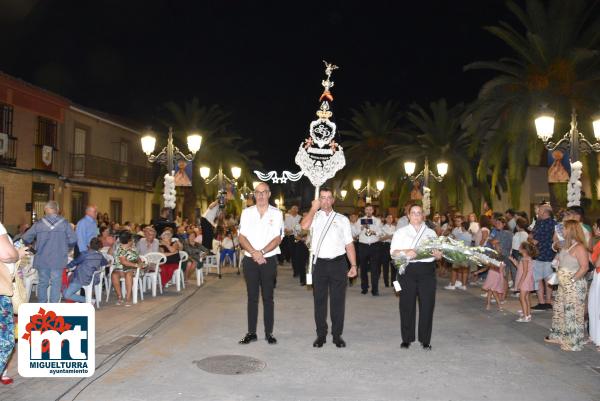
[410,211,423,216]
[254,190,270,196]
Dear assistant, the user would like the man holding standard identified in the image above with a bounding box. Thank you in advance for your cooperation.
[237,182,284,345]
[302,187,357,348]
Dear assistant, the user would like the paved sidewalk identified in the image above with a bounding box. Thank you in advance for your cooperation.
[2,265,600,401]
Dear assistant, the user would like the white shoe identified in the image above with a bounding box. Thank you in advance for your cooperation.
[508,280,513,287]
[455,280,463,287]
[491,299,496,303]
[444,284,456,290]
[516,315,531,322]
[458,285,467,291]
[480,293,488,297]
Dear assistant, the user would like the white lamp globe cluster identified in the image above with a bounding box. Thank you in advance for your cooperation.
[163,173,177,209]
[567,161,583,207]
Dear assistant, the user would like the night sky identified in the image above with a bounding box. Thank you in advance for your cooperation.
[0,0,512,171]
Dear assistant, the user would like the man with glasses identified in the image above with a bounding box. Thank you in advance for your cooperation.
[390,204,442,350]
[237,182,284,345]
[301,187,357,348]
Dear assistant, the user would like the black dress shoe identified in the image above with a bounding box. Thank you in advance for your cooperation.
[361,289,368,294]
[239,333,257,344]
[421,343,432,350]
[265,334,277,344]
[372,291,380,296]
[400,342,410,349]
[333,336,346,348]
[313,336,326,347]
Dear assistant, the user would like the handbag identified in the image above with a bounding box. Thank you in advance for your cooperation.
[12,265,27,314]
[546,272,559,286]
[0,261,13,296]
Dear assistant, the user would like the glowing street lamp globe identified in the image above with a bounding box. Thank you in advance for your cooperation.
[437,162,448,177]
[186,133,202,155]
[231,166,242,180]
[200,166,211,179]
[376,180,385,191]
[352,179,362,191]
[534,107,555,142]
[404,161,416,176]
[141,134,156,155]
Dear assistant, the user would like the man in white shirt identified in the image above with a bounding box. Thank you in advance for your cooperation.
[390,204,442,350]
[354,204,383,295]
[282,205,301,268]
[237,182,284,345]
[302,187,357,348]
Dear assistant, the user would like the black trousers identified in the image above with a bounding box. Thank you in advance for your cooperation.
[278,235,295,263]
[398,261,436,345]
[359,242,382,293]
[380,242,393,286]
[292,240,309,284]
[243,256,277,335]
[313,255,348,337]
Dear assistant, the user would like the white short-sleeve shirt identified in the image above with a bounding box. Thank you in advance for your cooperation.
[284,213,301,234]
[239,205,284,257]
[310,210,353,259]
[354,215,383,244]
[390,223,438,263]
[382,224,396,243]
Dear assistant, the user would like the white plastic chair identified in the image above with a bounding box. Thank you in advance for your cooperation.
[196,262,204,287]
[82,268,104,308]
[143,252,166,296]
[172,251,188,292]
[203,254,221,278]
[131,265,144,304]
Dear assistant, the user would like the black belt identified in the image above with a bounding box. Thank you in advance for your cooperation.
[316,254,346,262]
[359,242,380,246]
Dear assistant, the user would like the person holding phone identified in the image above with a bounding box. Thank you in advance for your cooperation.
[353,204,383,295]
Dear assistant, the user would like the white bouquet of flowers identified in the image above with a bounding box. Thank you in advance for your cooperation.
[392,236,503,275]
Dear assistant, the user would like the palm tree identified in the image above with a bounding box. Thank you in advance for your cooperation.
[385,99,479,213]
[340,101,404,209]
[464,0,600,209]
[160,98,261,219]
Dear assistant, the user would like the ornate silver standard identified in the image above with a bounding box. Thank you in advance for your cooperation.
[294,61,346,190]
[295,61,346,285]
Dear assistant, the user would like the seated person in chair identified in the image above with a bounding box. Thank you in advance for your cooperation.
[112,232,143,306]
[64,237,108,303]
[183,231,209,281]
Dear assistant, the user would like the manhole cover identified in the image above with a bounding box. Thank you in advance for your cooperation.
[193,355,266,375]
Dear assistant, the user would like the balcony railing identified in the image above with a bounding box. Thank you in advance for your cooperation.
[0,136,17,167]
[70,153,155,189]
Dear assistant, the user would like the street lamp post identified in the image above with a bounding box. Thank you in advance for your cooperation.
[403,156,448,187]
[200,164,242,207]
[404,157,448,216]
[535,106,600,206]
[352,178,385,204]
[140,127,202,215]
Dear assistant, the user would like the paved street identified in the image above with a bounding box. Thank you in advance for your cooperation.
[2,265,600,401]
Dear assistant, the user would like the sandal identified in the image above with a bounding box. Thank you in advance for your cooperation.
[544,336,561,344]
[115,298,124,306]
[1,376,13,385]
